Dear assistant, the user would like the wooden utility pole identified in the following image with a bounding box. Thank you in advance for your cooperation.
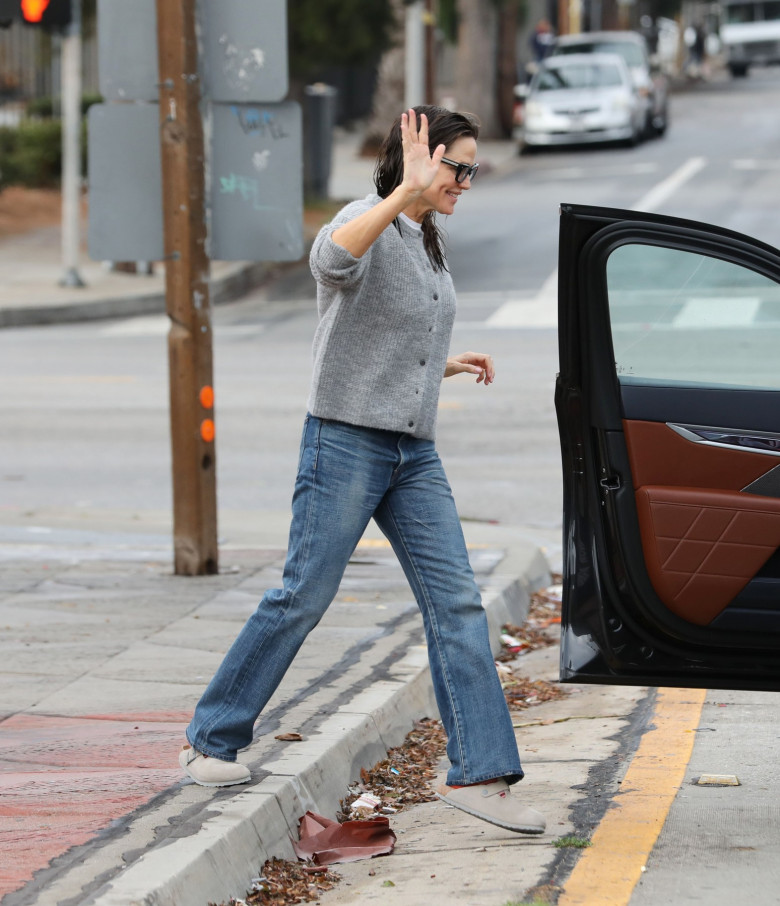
[156,0,218,576]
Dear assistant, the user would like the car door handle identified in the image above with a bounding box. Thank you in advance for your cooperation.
[668,423,780,457]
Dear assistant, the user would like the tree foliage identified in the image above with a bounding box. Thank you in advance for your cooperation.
[438,0,458,42]
[288,0,396,79]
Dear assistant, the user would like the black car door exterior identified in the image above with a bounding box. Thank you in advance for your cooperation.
[556,204,780,690]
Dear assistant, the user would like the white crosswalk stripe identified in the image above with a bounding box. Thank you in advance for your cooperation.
[454,273,558,330]
[100,315,266,338]
[672,297,762,328]
[455,288,778,332]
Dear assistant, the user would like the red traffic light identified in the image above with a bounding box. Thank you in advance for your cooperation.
[0,0,72,28]
[21,0,50,22]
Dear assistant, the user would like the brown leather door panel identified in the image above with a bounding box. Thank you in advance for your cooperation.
[635,486,780,625]
[624,420,774,491]
[623,420,780,626]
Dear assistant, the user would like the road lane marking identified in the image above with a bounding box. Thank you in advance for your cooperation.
[534,162,660,181]
[102,315,169,336]
[631,156,707,212]
[483,158,708,329]
[733,159,780,170]
[558,686,707,906]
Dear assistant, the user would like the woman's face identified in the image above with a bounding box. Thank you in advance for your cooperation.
[409,134,478,221]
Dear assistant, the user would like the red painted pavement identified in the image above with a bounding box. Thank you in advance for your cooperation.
[0,711,190,899]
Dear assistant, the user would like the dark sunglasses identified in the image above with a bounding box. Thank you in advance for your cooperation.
[440,157,479,184]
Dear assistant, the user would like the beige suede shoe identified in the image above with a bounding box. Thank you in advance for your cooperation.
[436,779,546,834]
[179,745,251,787]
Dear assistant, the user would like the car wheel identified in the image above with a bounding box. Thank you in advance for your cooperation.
[728,63,749,77]
[623,124,641,148]
[653,110,668,136]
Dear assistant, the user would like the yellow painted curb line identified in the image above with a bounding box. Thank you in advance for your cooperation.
[558,686,707,906]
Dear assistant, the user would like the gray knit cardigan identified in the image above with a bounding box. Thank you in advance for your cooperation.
[308,194,456,441]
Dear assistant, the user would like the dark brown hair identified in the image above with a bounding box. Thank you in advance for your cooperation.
[373,105,480,273]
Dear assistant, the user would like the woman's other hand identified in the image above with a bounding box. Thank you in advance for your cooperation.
[400,109,446,196]
[444,352,495,384]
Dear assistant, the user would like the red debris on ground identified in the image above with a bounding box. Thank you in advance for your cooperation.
[292,811,396,865]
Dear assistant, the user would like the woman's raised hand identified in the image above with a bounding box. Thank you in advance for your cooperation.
[400,109,446,195]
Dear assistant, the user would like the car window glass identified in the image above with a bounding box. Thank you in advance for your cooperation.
[537,62,623,90]
[606,243,780,390]
[555,41,645,67]
[595,42,645,66]
[724,2,756,22]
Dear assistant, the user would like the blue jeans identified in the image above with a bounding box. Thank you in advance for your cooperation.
[187,415,524,787]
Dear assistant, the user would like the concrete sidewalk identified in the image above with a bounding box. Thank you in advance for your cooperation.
[0,516,557,906]
[0,130,519,329]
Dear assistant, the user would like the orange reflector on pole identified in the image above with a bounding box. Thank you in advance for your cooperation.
[200,419,216,443]
[21,0,50,22]
[199,385,215,409]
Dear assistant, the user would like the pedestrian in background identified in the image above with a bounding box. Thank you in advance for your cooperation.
[530,18,555,62]
[179,106,546,836]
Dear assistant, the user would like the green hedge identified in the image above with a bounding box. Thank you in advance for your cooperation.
[0,118,89,190]
[0,120,63,188]
[26,92,103,120]
[0,95,99,189]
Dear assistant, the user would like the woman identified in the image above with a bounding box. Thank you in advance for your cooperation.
[179,106,546,835]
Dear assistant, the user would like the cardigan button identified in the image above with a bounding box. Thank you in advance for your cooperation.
[408,420,414,428]
[433,293,439,300]
[419,359,426,366]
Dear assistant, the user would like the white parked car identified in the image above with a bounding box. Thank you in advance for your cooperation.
[719,0,780,77]
[518,53,644,153]
[547,30,670,136]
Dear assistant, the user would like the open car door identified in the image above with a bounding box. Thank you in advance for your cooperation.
[556,204,780,690]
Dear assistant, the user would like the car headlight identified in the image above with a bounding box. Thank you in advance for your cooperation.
[525,101,544,118]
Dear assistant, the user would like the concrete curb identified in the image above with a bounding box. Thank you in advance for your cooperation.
[0,261,273,329]
[87,547,550,906]
[0,137,521,331]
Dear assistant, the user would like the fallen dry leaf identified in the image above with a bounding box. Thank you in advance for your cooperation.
[338,718,448,820]
[208,857,339,906]
[499,668,569,711]
[497,574,563,662]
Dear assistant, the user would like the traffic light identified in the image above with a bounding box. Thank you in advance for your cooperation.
[0,0,72,30]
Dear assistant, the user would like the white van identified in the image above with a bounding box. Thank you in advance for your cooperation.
[720,0,780,76]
